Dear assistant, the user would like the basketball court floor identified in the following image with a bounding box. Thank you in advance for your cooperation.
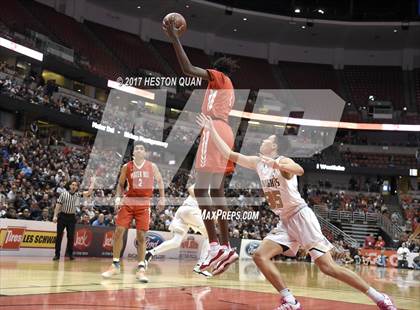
[0,256,418,309]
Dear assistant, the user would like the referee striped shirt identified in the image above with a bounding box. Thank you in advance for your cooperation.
[58,190,80,214]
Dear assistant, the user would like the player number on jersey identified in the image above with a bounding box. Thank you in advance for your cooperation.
[265,190,283,209]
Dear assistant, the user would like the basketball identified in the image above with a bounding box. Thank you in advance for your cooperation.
[162,12,187,36]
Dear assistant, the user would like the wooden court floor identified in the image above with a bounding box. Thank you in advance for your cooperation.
[0,256,419,309]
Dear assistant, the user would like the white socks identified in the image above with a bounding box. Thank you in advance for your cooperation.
[280,288,296,304]
[366,287,384,303]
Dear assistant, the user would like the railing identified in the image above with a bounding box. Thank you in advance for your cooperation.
[316,214,359,247]
[313,205,402,240]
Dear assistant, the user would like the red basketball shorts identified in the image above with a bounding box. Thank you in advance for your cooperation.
[115,204,150,231]
[195,119,234,174]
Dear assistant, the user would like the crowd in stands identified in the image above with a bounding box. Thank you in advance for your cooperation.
[2,125,420,268]
[400,195,420,233]
[0,127,279,240]
[305,185,386,215]
[0,65,103,122]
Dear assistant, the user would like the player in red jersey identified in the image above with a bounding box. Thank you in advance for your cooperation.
[102,142,165,283]
[163,18,239,273]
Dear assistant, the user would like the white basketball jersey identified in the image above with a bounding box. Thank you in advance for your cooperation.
[256,156,306,219]
[182,195,199,209]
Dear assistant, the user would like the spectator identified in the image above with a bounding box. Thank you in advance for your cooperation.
[5,207,17,219]
[362,255,371,266]
[397,243,410,269]
[364,233,376,248]
[375,250,387,267]
[412,254,420,270]
[37,207,51,221]
[375,236,385,249]
[29,201,41,220]
[391,212,399,224]
[79,213,91,225]
[92,213,106,227]
[18,208,31,220]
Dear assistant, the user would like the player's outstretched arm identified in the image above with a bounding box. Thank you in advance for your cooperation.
[196,114,259,170]
[82,176,96,198]
[163,19,210,80]
[187,184,195,198]
[259,155,304,179]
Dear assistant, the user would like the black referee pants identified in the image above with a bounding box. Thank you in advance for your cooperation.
[55,213,76,257]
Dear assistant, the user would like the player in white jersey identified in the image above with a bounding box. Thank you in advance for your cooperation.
[197,114,397,310]
[145,185,212,277]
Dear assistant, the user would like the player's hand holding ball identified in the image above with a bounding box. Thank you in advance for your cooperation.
[162,13,187,39]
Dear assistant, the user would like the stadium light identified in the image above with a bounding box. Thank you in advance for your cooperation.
[294,8,301,13]
[317,9,325,14]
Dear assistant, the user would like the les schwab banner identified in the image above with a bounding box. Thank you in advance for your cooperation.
[0,219,205,259]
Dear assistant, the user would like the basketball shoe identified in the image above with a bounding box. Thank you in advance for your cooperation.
[101,263,120,278]
[274,298,302,310]
[377,294,397,310]
[212,248,239,276]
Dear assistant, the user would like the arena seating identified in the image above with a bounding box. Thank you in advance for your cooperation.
[414,69,420,110]
[0,1,51,37]
[23,1,125,79]
[343,65,404,109]
[87,22,166,75]
[151,39,211,76]
[342,152,417,168]
[278,61,341,96]
[227,54,279,90]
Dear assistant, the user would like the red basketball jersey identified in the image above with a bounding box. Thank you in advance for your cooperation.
[124,160,154,198]
[201,69,235,122]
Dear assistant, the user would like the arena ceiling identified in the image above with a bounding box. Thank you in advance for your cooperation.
[88,0,420,49]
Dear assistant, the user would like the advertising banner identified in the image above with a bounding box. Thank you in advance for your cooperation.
[360,248,418,268]
[0,219,60,256]
[239,239,261,260]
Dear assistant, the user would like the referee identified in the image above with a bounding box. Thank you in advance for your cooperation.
[53,179,94,261]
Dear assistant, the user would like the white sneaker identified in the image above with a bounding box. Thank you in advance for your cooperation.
[377,294,397,310]
[136,266,149,283]
[274,298,302,310]
[101,263,120,278]
[212,249,238,276]
[199,247,229,271]
[193,264,213,277]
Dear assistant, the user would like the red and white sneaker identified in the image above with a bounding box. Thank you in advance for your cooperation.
[212,249,239,276]
[274,298,302,310]
[377,294,397,310]
[199,248,230,271]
